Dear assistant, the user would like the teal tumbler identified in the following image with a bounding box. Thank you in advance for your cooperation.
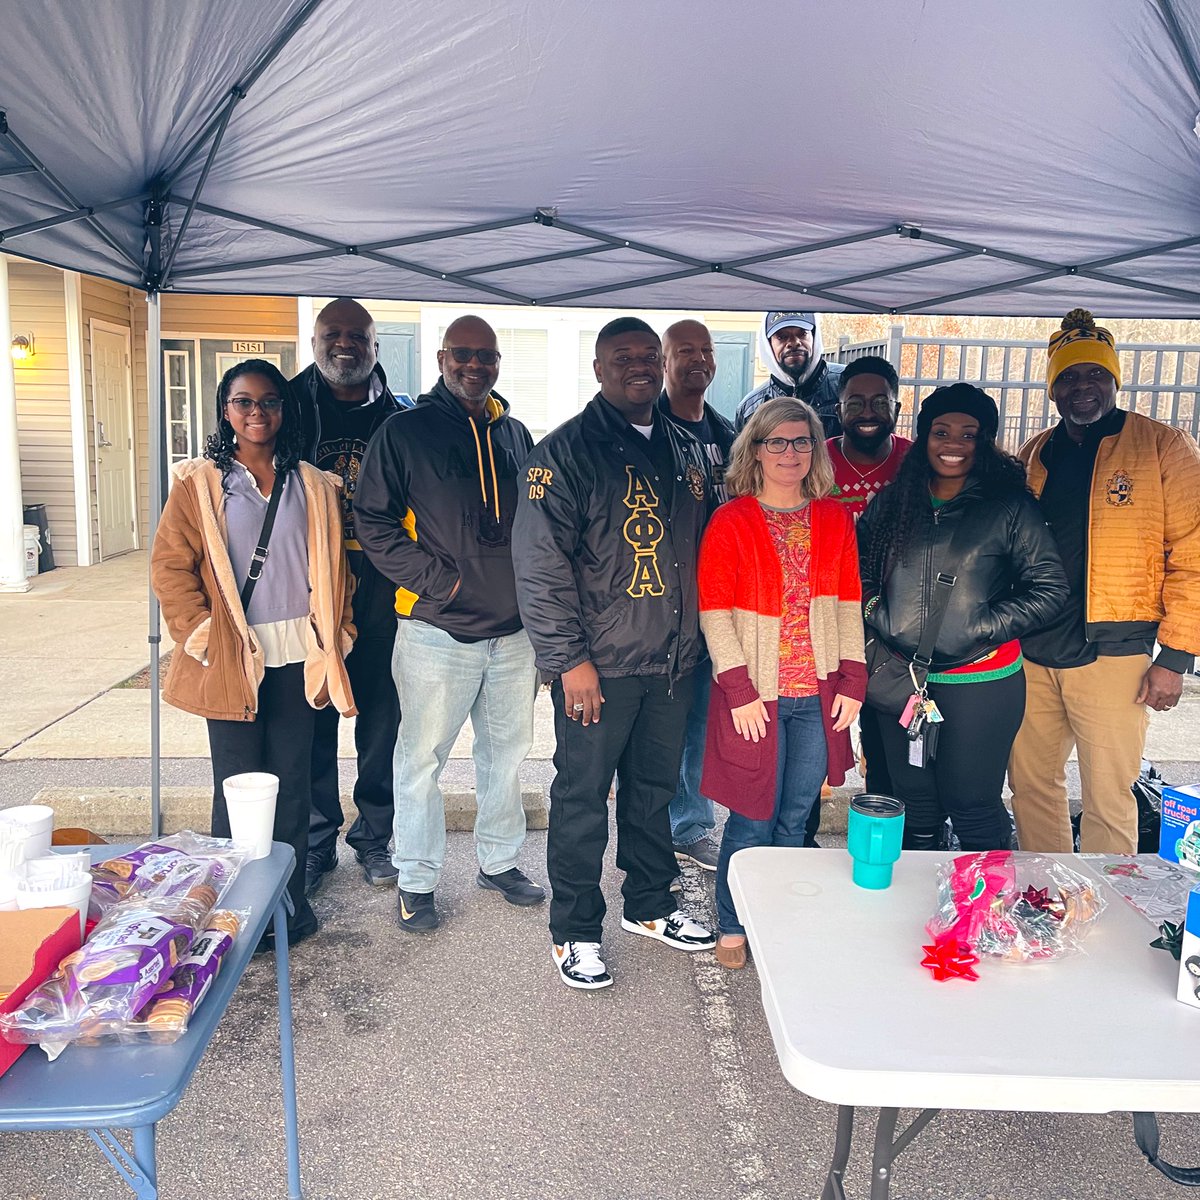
[847,794,905,889]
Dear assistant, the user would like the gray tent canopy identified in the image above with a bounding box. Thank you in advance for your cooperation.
[2,0,1200,317]
[2,0,1200,836]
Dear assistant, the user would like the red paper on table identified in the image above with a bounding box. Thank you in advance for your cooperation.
[0,908,81,1079]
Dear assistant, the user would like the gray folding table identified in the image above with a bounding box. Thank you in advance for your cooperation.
[0,842,301,1199]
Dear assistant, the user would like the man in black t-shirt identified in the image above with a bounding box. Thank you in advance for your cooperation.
[291,298,411,893]
[657,320,737,872]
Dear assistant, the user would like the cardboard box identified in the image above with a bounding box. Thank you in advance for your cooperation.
[1159,784,1200,868]
[1178,888,1200,1009]
[0,907,81,1079]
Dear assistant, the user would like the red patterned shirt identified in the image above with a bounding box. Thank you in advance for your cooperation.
[761,503,819,698]
[828,435,912,520]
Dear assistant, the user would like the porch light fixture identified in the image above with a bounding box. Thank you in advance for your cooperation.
[10,333,34,362]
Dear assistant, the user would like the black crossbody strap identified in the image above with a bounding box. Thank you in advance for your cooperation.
[1133,1112,1200,1186]
[910,507,978,677]
[239,468,286,614]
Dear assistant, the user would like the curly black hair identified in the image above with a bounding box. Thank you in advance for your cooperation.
[204,358,303,489]
[862,423,1029,582]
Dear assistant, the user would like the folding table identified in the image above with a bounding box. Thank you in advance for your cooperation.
[0,842,301,1200]
[729,847,1200,1199]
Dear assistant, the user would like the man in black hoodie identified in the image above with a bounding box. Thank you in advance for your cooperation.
[734,311,844,437]
[292,298,412,894]
[355,315,545,934]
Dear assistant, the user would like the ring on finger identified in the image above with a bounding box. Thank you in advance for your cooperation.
[572,702,585,712]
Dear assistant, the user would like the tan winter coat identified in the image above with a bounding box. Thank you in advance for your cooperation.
[151,458,357,722]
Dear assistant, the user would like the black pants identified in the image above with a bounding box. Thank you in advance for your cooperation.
[858,703,894,797]
[207,663,317,935]
[309,627,399,858]
[876,668,1025,852]
[547,672,693,944]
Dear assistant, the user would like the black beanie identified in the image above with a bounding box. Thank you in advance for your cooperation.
[916,383,999,441]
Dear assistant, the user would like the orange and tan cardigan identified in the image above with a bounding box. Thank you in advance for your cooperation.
[697,495,866,820]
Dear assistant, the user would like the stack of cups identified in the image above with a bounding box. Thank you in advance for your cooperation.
[17,853,93,940]
[0,804,57,911]
[222,773,279,861]
[0,805,54,862]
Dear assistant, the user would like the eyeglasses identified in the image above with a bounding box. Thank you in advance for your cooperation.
[227,397,283,413]
[445,347,502,366]
[756,436,816,454]
[841,396,896,417]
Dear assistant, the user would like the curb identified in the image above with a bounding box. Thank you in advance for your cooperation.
[30,785,550,837]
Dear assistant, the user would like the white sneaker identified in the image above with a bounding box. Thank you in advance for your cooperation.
[553,940,614,990]
[620,909,717,951]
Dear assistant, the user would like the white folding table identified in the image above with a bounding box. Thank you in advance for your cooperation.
[729,847,1200,1199]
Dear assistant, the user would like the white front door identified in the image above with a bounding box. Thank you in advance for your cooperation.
[93,325,137,557]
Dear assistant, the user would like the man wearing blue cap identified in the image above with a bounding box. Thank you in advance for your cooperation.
[734,312,844,437]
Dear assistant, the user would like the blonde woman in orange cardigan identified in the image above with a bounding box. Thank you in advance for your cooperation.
[698,398,866,968]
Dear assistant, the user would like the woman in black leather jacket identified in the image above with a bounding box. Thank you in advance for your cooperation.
[857,384,1067,850]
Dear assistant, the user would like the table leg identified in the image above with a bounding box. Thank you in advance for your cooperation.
[132,1125,158,1193]
[88,1127,157,1200]
[821,1105,855,1200]
[869,1108,900,1200]
[274,899,302,1200]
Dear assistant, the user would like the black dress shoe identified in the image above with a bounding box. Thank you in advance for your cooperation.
[304,848,337,898]
[355,845,399,887]
[254,913,320,955]
[477,867,546,907]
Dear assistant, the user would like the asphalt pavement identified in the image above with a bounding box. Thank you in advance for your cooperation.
[2,553,1200,1199]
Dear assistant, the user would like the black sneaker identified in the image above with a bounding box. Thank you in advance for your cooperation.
[356,845,399,887]
[254,913,320,955]
[673,834,719,871]
[397,888,439,933]
[477,867,546,907]
[304,848,337,898]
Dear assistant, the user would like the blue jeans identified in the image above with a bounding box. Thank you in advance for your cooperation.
[669,663,717,847]
[715,694,828,935]
[390,620,537,893]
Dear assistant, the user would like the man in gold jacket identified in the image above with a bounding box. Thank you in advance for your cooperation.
[1010,309,1200,853]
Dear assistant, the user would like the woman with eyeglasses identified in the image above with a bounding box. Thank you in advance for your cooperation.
[856,384,1067,853]
[151,359,356,949]
[697,397,866,968]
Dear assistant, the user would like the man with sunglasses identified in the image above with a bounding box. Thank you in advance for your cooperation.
[356,315,545,933]
[291,297,412,896]
[513,317,716,991]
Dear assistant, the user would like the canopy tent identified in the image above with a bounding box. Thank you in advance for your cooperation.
[1,0,1199,833]
[1,0,1200,317]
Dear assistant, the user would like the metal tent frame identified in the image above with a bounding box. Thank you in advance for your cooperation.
[1,0,1199,833]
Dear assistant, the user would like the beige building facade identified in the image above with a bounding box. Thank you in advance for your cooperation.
[2,266,767,572]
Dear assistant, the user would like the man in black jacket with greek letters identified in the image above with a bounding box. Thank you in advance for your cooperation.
[512,317,717,991]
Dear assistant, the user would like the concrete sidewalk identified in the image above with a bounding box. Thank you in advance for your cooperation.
[0,552,172,758]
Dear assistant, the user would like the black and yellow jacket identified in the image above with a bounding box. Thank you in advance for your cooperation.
[512,394,710,683]
[354,380,533,642]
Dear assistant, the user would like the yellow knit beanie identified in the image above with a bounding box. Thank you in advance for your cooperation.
[1046,308,1121,393]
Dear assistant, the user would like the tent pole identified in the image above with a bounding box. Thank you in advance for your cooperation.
[147,290,163,838]
[0,254,31,593]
